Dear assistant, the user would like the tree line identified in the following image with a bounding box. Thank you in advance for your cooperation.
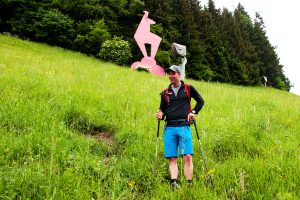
[0,0,291,90]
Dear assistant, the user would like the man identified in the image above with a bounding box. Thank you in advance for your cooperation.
[156,65,204,190]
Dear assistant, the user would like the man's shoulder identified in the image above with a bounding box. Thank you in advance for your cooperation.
[183,83,194,89]
[160,87,169,95]
[184,84,199,94]
[182,82,191,86]
[162,84,173,92]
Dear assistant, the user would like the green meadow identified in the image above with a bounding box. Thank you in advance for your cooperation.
[0,35,299,199]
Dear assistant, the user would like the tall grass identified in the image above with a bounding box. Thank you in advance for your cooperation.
[0,35,299,199]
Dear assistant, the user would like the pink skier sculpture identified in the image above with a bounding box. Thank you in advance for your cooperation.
[131,11,165,76]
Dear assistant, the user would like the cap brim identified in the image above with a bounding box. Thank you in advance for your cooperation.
[166,68,176,73]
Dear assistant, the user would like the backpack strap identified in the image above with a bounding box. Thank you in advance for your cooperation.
[184,84,192,113]
[163,88,170,105]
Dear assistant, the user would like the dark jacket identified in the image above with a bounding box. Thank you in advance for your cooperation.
[160,81,204,126]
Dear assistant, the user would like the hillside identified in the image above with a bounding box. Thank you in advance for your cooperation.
[0,35,299,199]
[1,0,292,90]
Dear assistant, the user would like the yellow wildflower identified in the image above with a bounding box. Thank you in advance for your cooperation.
[208,168,216,175]
[128,180,135,190]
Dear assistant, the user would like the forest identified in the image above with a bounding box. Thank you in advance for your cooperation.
[0,0,291,90]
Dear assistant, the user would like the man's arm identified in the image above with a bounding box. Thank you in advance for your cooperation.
[156,91,167,120]
[190,85,204,114]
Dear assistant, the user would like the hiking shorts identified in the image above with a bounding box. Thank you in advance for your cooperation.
[163,125,193,158]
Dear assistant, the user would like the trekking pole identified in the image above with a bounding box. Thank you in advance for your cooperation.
[153,119,160,181]
[193,120,213,185]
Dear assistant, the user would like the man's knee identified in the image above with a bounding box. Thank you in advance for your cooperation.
[169,157,177,165]
[184,154,193,164]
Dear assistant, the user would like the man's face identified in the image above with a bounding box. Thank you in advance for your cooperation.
[168,71,181,84]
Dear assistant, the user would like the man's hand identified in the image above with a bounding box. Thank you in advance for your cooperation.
[156,110,163,120]
[187,113,195,123]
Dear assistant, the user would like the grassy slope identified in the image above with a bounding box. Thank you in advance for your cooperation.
[0,35,299,199]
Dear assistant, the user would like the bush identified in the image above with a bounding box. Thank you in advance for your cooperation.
[10,10,38,39]
[33,9,75,48]
[98,37,132,65]
[274,76,288,91]
[155,50,171,68]
[74,19,111,55]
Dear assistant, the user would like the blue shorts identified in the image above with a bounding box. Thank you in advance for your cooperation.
[163,125,193,158]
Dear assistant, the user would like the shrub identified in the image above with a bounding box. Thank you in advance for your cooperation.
[274,76,288,91]
[155,50,171,68]
[98,37,132,65]
[10,10,38,39]
[74,19,111,55]
[33,9,75,48]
